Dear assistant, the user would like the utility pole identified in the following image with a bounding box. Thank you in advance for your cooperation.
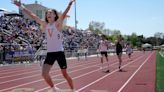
[74,0,77,31]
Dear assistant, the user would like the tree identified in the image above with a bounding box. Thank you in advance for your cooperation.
[137,35,145,47]
[112,30,121,36]
[154,32,163,39]
[103,28,112,36]
[146,37,156,46]
[110,30,121,42]
[154,32,163,46]
[130,32,138,47]
[88,21,105,34]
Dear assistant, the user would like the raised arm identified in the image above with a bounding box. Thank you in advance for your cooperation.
[60,0,74,22]
[13,0,46,28]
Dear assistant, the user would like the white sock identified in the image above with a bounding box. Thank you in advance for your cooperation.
[53,86,59,92]
[72,89,78,92]
[55,86,59,89]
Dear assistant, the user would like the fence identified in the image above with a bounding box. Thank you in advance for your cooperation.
[0,43,35,64]
[0,44,120,64]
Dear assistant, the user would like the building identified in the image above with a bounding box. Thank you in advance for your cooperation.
[0,8,9,16]
[19,1,69,27]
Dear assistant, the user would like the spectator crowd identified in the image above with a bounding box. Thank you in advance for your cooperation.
[0,15,101,62]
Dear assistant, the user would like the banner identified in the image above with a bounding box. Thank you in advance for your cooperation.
[5,50,34,62]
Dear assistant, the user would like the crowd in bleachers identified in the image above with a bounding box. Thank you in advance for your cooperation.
[0,15,43,51]
[0,15,44,62]
[0,15,101,62]
[0,16,100,61]
[0,16,106,61]
[63,27,100,51]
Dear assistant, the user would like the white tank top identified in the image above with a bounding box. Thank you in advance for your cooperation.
[45,23,64,52]
[126,47,133,54]
[99,40,108,52]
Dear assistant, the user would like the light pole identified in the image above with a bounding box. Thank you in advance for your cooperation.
[74,0,77,31]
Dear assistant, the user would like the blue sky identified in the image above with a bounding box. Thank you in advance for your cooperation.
[0,0,164,37]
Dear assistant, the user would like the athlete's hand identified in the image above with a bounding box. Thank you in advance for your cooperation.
[69,0,74,5]
[12,0,21,7]
[70,0,75,3]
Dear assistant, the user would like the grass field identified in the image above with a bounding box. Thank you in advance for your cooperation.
[156,51,164,92]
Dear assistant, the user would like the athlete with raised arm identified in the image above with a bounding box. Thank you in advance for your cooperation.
[13,0,76,92]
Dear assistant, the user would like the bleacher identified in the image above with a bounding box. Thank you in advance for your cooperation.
[0,15,103,64]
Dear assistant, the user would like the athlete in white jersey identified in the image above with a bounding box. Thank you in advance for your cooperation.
[46,23,64,52]
[98,35,110,73]
[13,0,76,92]
[126,43,133,61]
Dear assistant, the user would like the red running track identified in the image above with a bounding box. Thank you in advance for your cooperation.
[0,51,155,92]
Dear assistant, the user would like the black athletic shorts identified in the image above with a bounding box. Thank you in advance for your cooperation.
[116,42,123,55]
[128,53,131,56]
[44,51,67,69]
[116,49,122,55]
[100,51,108,57]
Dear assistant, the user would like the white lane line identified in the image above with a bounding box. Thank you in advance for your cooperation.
[0,59,97,79]
[0,59,108,91]
[36,54,144,92]
[0,65,38,74]
[117,52,154,92]
[35,62,120,92]
[159,52,164,57]
[0,60,98,84]
[1,53,141,91]
[76,53,148,92]
[0,57,91,76]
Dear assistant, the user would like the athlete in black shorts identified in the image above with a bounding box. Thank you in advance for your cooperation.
[13,0,76,92]
[98,35,110,73]
[116,35,124,72]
